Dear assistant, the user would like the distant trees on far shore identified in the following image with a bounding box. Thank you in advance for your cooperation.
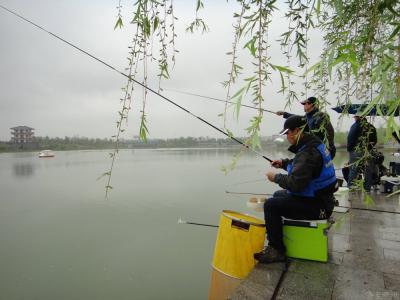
[0,127,395,153]
[0,136,251,152]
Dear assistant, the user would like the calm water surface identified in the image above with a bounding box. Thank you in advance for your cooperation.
[0,148,348,300]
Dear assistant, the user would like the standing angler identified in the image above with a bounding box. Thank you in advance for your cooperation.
[254,115,337,263]
[347,111,377,192]
[277,97,336,158]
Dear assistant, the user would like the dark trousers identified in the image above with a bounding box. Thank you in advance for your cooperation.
[348,151,376,191]
[263,190,333,253]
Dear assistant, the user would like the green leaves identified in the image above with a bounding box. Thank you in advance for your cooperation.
[185,18,209,33]
[231,86,246,120]
[140,113,149,142]
[332,0,344,18]
[153,16,159,31]
[269,64,294,74]
[114,17,124,30]
[143,16,151,37]
[107,0,400,187]
[314,0,321,16]
[389,24,400,40]
[250,132,261,150]
[220,152,241,175]
[186,0,208,33]
[245,115,263,150]
[158,61,170,79]
[196,0,204,12]
[328,45,360,76]
[269,64,294,94]
[244,37,257,57]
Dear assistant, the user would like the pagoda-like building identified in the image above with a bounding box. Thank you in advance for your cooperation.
[10,126,35,148]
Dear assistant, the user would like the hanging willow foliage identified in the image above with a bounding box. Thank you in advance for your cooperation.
[104,0,400,195]
[313,0,400,128]
[105,0,179,197]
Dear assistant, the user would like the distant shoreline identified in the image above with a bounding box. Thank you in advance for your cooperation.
[0,145,398,154]
[1,133,397,153]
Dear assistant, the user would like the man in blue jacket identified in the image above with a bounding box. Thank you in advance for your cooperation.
[347,113,377,191]
[254,115,337,263]
[277,96,336,158]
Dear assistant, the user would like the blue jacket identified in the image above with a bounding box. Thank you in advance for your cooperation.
[274,134,337,199]
[287,143,336,197]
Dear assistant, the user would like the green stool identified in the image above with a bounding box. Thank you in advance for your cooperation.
[282,218,332,262]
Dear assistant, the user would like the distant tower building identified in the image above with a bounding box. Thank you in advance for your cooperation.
[10,126,35,149]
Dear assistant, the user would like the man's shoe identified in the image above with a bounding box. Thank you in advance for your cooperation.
[254,246,286,264]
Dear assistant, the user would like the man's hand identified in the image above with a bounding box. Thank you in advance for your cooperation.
[266,171,276,182]
[276,111,285,116]
[271,159,283,169]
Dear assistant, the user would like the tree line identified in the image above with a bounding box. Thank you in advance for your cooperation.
[0,127,394,153]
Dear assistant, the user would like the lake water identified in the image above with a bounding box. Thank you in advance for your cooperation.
[0,148,349,300]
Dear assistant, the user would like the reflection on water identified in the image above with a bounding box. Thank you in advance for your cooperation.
[13,163,34,177]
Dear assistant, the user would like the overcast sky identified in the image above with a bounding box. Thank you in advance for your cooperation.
[0,0,361,141]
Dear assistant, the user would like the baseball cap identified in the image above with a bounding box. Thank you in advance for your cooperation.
[279,115,308,135]
[300,96,318,105]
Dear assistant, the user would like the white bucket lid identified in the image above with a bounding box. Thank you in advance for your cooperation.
[246,197,265,212]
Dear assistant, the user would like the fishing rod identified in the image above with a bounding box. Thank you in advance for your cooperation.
[164,88,278,114]
[177,218,218,228]
[0,4,273,163]
[225,191,272,196]
[336,206,400,215]
[271,261,290,300]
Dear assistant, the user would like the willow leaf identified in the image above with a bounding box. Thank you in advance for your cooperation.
[114,17,124,30]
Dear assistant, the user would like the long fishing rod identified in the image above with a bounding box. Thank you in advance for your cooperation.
[0,4,273,163]
[225,191,272,196]
[271,261,290,300]
[164,88,278,114]
[337,206,400,215]
[178,218,218,228]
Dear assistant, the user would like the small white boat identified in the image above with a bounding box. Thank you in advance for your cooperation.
[39,150,55,158]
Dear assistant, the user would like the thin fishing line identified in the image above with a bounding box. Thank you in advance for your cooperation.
[0,4,272,163]
[228,178,266,186]
[164,88,277,114]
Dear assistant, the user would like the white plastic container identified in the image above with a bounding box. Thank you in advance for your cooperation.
[246,197,266,212]
[334,187,349,206]
[391,152,400,164]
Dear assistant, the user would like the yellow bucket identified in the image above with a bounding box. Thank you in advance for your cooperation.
[211,210,266,279]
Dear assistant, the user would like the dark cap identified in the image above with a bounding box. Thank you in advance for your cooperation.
[279,115,308,135]
[300,96,318,105]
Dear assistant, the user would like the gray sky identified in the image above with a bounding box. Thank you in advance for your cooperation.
[0,0,357,141]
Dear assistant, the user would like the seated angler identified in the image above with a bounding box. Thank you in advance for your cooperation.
[276,96,336,158]
[254,115,337,263]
